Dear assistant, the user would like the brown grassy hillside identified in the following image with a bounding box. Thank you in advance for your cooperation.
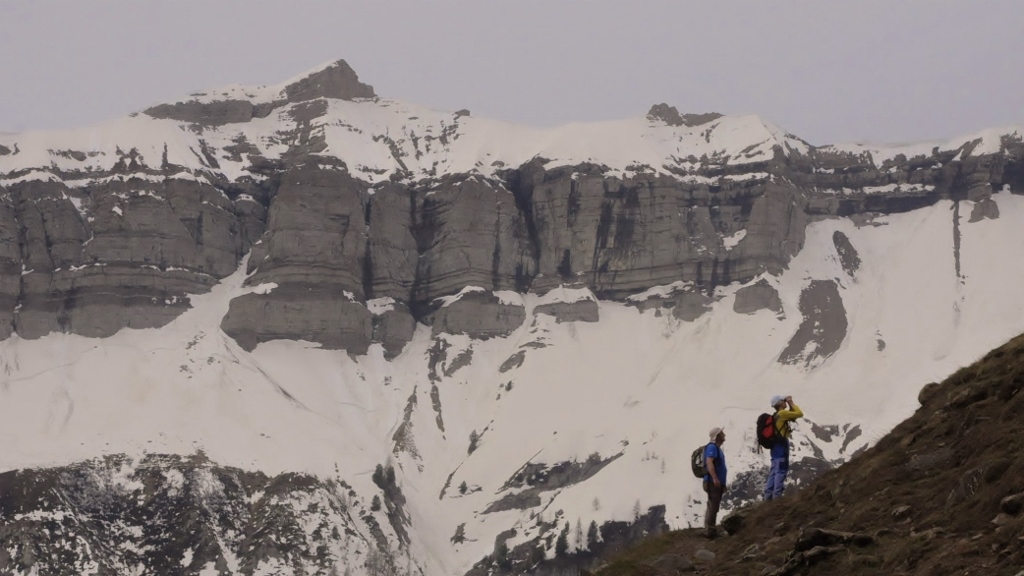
[593,333,1024,576]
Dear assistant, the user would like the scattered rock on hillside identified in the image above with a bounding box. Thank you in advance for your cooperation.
[1000,492,1024,516]
[498,350,526,373]
[794,527,874,551]
[721,506,754,535]
[918,382,941,405]
[643,553,694,573]
[891,505,911,519]
[693,548,715,563]
[741,544,762,560]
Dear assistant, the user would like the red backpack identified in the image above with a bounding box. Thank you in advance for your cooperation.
[756,412,779,449]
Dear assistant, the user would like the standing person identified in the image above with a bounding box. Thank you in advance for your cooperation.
[764,395,804,501]
[703,427,727,538]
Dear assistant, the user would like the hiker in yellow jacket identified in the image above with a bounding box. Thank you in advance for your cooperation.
[764,395,803,501]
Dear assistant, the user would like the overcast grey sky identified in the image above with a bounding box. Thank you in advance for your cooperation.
[1,1,1021,145]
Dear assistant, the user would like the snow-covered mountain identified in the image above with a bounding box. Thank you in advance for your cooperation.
[1,59,1023,575]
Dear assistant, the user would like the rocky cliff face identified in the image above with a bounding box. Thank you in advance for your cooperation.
[0,175,258,340]
[1,62,1022,358]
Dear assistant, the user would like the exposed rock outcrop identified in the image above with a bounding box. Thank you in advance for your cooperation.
[283,59,376,103]
[372,301,417,359]
[430,289,526,339]
[533,286,600,323]
[533,299,599,322]
[672,289,714,322]
[832,231,861,279]
[969,197,1000,222]
[646,103,723,127]
[778,280,848,368]
[221,286,372,353]
[734,279,783,315]
[143,99,273,126]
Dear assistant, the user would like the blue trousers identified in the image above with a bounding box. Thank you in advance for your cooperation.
[764,457,789,501]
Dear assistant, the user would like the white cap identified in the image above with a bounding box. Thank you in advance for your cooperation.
[771,395,786,407]
[709,426,723,440]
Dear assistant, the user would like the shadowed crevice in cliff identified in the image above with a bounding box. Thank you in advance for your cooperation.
[406,176,533,322]
[492,205,505,291]
[503,161,544,292]
[953,201,963,280]
[362,196,375,301]
[2,194,26,340]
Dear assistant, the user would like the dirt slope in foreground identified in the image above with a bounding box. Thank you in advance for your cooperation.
[595,333,1024,576]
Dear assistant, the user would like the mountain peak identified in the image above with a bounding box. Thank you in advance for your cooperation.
[646,103,722,127]
[282,59,375,103]
[141,58,374,126]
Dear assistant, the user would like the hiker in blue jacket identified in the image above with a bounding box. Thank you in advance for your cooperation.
[764,395,804,501]
[703,427,727,538]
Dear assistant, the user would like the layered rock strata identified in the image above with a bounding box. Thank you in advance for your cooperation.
[0,175,258,339]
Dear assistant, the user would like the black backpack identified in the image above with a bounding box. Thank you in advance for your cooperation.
[756,412,779,449]
[691,443,713,478]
